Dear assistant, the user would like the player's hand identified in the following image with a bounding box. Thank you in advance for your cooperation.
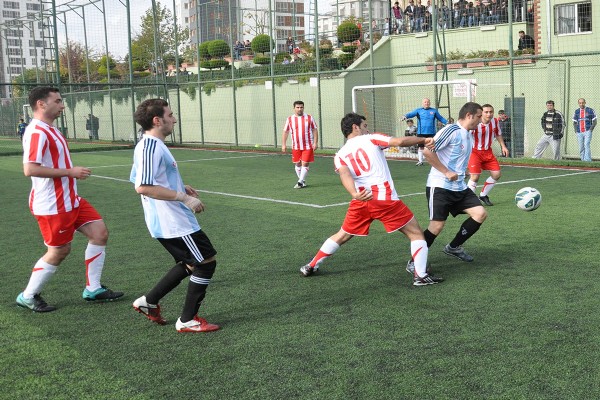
[184,185,198,197]
[176,192,205,213]
[501,147,510,157]
[281,145,287,153]
[424,138,435,150]
[353,189,373,202]
[401,116,407,122]
[70,166,92,180]
[445,171,458,181]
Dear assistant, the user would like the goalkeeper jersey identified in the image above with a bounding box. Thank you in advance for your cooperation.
[130,135,200,239]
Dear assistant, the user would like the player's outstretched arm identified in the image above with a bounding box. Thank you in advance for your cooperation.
[389,136,428,148]
[24,163,91,180]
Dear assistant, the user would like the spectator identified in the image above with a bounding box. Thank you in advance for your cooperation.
[392,2,404,34]
[234,40,244,60]
[17,118,28,140]
[244,39,251,51]
[499,0,509,23]
[497,110,512,155]
[517,30,534,50]
[533,100,565,161]
[383,17,390,36]
[487,0,500,24]
[572,98,597,162]
[286,36,295,54]
[405,0,417,32]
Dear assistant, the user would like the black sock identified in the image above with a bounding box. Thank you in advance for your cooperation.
[424,229,437,248]
[449,218,482,248]
[181,260,217,322]
[146,262,190,305]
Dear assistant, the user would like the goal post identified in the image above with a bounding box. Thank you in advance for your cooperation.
[351,80,477,158]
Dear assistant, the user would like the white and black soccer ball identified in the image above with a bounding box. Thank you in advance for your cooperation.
[515,187,542,211]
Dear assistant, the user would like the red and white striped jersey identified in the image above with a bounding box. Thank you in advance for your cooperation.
[472,117,501,151]
[283,114,317,150]
[22,119,79,215]
[334,133,399,201]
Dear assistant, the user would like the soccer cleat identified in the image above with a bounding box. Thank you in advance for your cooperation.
[413,274,444,286]
[133,296,167,325]
[82,285,124,301]
[415,161,424,166]
[16,292,56,312]
[479,195,494,206]
[293,181,306,189]
[300,264,318,277]
[176,317,220,333]
[443,244,474,262]
[405,260,432,275]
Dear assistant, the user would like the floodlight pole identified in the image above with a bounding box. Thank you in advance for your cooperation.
[126,0,137,142]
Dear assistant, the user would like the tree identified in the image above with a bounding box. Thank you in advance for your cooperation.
[242,10,269,36]
[337,21,361,44]
[59,41,99,83]
[97,54,121,80]
[251,34,274,55]
[128,1,189,74]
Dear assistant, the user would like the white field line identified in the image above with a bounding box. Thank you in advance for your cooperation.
[88,154,270,169]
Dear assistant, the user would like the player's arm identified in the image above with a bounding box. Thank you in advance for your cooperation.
[24,162,91,180]
[338,166,372,201]
[435,111,448,125]
[495,135,509,157]
[281,129,289,152]
[136,184,204,213]
[389,136,429,148]
[312,127,319,150]
[423,148,458,181]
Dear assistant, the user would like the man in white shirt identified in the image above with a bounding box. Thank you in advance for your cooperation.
[130,98,220,333]
[299,113,443,286]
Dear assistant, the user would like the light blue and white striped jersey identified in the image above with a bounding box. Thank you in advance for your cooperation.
[426,122,473,191]
[130,135,200,239]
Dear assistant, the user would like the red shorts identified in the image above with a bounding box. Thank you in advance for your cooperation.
[341,199,414,236]
[34,198,103,247]
[292,148,314,163]
[468,150,500,174]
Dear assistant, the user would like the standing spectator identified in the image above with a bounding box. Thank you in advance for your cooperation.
[130,98,220,333]
[453,3,466,28]
[16,86,123,312]
[497,109,512,155]
[414,0,426,32]
[244,39,252,51]
[17,118,28,140]
[286,36,295,54]
[422,102,486,263]
[383,17,390,36]
[466,104,509,206]
[282,100,319,189]
[517,30,534,50]
[533,100,565,161]
[392,2,404,34]
[572,98,597,162]
[405,0,417,32]
[487,0,500,24]
[402,98,448,166]
[499,0,509,23]
[86,113,99,140]
[234,40,244,60]
[299,113,443,286]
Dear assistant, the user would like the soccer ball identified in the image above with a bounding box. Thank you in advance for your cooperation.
[515,187,542,211]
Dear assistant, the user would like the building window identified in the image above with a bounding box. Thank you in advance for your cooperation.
[7,48,22,55]
[277,16,285,26]
[9,57,24,65]
[9,66,22,74]
[3,10,20,18]
[5,29,23,37]
[26,3,41,11]
[7,38,21,46]
[3,1,19,9]
[555,2,592,34]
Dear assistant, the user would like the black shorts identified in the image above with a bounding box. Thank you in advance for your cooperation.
[416,133,434,148]
[157,230,217,266]
[426,186,482,221]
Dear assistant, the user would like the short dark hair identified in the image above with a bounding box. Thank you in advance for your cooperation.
[340,113,366,137]
[498,110,505,114]
[134,98,169,131]
[518,30,525,34]
[481,103,494,109]
[293,100,304,107]
[406,119,414,123]
[28,86,60,110]
[458,102,483,119]
[546,100,554,105]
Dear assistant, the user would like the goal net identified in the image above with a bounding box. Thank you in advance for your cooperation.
[351,80,476,159]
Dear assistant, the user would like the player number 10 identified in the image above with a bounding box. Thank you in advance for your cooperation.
[343,148,371,176]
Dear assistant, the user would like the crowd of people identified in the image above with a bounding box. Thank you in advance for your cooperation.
[382,0,533,35]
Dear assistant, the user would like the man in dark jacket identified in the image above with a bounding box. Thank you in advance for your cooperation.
[532,100,565,160]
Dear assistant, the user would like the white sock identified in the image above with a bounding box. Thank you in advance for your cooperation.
[85,244,106,291]
[23,259,57,298]
[299,166,309,183]
[411,240,429,277]
[418,149,424,162]
[295,165,301,178]
[480,177,497,197]
[310,238,340,268]
[467,180,477,193]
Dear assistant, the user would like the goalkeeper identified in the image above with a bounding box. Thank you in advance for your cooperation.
[130,98,220,333]
[402,98,447,166]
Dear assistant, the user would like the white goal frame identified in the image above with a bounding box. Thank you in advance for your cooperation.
[351,79,476,113]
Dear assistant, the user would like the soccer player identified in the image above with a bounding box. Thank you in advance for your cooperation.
[403,98,447,166]
[130,98,220,333]
[16,86,123,312]
[282,100,318,188]
[299,113,443,286]
[421,102,486,263]
[466,104,509,206]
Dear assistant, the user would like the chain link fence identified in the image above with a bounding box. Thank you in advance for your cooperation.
[1,0,598,161]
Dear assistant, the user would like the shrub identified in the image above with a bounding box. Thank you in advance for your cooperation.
[338,53,355,68]
[319,46,333,56]
[209,59,229,69]
[251,34,274,54]
[253,56,271,65]
[199,41,211,60]
[341,45,357,54]
[337,21,361,43]
[208,40,230,58]
[274,52,290,63]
